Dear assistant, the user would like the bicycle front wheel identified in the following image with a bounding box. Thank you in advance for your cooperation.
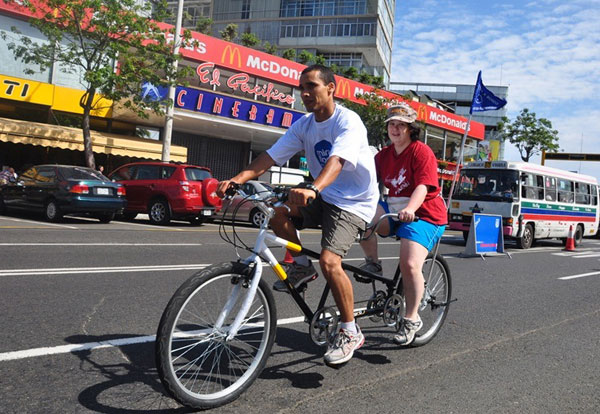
[412,254,452,347]
[155,262,277,409]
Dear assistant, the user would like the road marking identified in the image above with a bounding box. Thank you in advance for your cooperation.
[0,316,307,362]
[0,216,78,229]
[0,243,204,247]
[0,264,211,277]
[558,271,600,280]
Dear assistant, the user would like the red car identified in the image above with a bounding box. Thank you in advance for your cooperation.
[108,161,221,225]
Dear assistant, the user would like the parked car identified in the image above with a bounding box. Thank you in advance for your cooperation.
[108,161,221,225]
[0,164,126,223]
[219,181,274,227]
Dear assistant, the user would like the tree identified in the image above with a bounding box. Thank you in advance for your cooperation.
[342,92,395,148]
[297,49,314,65]
[344,66,358,80]
[263,41,277,55]
[1,0,194,168]
[281,48,296,61]
[497,108,559,162]
[220,23,238,42]
[195,16,213,35]
[314,54,326,65]
[240,32,260,47]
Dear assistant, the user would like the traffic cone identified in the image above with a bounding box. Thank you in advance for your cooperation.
[283,249,295,263]
[564,225,576,251]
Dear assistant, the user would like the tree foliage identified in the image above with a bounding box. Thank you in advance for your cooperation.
[497,108,560,162]
[263,41,277,55]
[195,16,213,35]
[297,49,314,65]
[342,92,396,148]
[240,32,260,47]
[1,0,195,168]
[281,48,296,60]
[219,23,238,42]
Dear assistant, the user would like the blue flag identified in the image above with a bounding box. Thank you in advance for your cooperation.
[470,71,507,114]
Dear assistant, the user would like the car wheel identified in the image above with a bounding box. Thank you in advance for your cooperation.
[122,211,137,221]
[250,208,266,228]
[45,199,63,222]
[189,216,207,226]
[97,212,115,224]
[149,199,171,225]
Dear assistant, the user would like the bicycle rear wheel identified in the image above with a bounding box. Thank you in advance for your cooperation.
[412,253,452,347]
[155,262,277,409]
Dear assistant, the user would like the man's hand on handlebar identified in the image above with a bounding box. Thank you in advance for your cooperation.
[216,180,238,199]
[288,187,316,206]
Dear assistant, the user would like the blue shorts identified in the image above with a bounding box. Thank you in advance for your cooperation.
[380,200,446,251]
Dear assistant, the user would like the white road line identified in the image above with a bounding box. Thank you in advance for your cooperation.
[0,216,78,229]
[0,316,307,362]
[0,243,204,246]
[0,264,211,277]
[558,271,600,280]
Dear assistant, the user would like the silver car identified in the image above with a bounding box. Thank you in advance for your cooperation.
[220,181,274,227]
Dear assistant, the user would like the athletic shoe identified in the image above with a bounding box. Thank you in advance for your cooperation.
[324,325,365,365]
[393,317,423,346]
[354,258,382,283]
[273,262,318,292]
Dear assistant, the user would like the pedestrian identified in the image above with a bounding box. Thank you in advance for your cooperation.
[216,64,379,365]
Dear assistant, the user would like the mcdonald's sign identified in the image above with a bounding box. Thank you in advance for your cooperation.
[221,45,242,68]
[417,105,427,122]
[336,79,353,99]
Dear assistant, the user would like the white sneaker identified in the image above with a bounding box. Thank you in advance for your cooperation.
[324,325,365,365]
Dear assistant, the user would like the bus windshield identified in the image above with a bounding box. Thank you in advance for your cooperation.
[453,169,519,202]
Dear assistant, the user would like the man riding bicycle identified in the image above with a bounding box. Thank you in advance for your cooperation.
[216,64,378,365]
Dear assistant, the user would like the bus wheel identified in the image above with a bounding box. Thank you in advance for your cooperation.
[517,223,534,249]
[462,231,469,244]
[575,224,583,246]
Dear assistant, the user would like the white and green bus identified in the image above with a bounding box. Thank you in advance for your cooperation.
[448,161,599,249]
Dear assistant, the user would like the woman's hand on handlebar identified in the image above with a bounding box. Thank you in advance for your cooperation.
[398,207,417,223]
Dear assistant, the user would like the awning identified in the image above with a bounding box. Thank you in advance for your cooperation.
[0,117,187,162]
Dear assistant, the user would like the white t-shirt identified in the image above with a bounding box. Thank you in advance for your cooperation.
[267,104,378,222]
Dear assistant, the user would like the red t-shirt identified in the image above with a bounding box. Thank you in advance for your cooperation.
[375,140,447,225]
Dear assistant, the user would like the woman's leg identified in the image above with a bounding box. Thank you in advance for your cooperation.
[399,238,429,321]
[359,204,389,261]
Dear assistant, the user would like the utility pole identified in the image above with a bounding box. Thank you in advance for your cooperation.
[162,0,184,162]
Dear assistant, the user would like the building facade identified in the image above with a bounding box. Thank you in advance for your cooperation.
[1,1,484,189]
[391,81,509,161]
[166,0,394,86]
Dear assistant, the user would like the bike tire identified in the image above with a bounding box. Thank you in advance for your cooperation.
[155,261,277,409]
[411,253,452,347]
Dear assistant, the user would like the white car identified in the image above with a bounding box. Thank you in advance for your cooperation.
[219,181,274,227]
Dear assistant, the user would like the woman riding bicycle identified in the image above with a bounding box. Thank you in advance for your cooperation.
[359,102,447,346]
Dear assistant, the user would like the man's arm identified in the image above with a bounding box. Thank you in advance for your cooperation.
[288,155,345,205]
[216,152,276,197]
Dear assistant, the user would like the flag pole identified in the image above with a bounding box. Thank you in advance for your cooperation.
[445,113,472,210]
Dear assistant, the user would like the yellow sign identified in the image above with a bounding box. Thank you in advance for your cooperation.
[337,79,352,99]
[417,105,427,122]
[221,45,242,68]
[0,74,53,106]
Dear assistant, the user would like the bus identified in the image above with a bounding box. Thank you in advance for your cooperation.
[448,161,599,249]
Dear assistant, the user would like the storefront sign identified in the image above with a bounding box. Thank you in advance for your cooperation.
[174,86,304,129]
[0,74,53,106]
[196,63,296,105]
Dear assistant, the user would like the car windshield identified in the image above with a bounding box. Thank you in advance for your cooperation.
[453,169,519,202]
[185,167,212,181]
[59,167,104,181]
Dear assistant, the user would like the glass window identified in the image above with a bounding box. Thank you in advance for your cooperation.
[544,176,557,201]
[185,167,212,181]
[557,179,574,203]
[135,165,160,180]
[161,166,176,179]
[426,136,444,160]
[36,167,57,183]
[58,166,102,181]
[575,182,590,205]
[522,173,544,200]
[591,185,598,206]
[110,166,136,181]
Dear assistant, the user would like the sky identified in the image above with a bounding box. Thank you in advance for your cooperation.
[392,0,600,179]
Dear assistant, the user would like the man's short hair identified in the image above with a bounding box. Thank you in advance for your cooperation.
[301,64,336,88]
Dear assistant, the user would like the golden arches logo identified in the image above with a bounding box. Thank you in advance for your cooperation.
[221,45,242,68]
[417,105,427,121]
[336,79,352,99]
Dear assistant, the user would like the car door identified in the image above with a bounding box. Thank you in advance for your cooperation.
[130,165,160,209]
[2,167,34,208]
[110,165,139,210]
[25,166,58,209]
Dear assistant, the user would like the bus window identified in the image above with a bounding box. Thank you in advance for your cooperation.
[544,176,557,201]
[591,185,598,206]
[558,179,574,203]
[575,182,590,204]
[522,173,544,200]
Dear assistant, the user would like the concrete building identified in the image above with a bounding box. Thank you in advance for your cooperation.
[391,81,509,160]
[166,0,395,86]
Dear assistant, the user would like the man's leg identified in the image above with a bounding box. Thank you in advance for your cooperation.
[270,205,302,247]
[319,249,354,322]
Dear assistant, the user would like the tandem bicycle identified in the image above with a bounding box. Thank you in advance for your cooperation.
[155,184,453,409]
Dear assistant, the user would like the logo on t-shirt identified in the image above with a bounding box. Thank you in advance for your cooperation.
[314,140,332,167]
[387,167,409,193]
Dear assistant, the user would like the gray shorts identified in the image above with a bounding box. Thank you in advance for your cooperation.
[294,196,367,257]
